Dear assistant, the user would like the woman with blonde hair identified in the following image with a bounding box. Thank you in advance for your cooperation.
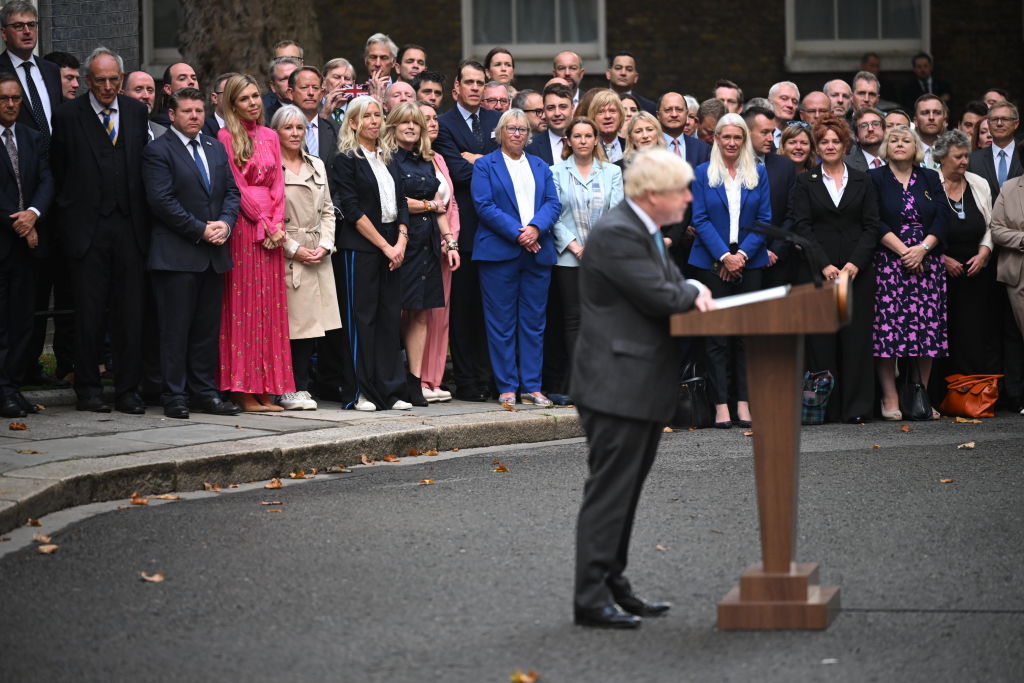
[217,73,294,412]
[382,102,460,406]
[621,111,666,166]
[689,112,772,427]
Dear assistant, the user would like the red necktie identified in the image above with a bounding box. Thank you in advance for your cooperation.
[872,158,881,168]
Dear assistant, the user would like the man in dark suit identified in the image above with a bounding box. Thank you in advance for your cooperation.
[49,47,150,414]
[572,149,713,628]
[845,107,887,173]
[433,59,500,401]
[201,72,235,138]
[604,51,657,115]
[287,65,337,171]
[151,62,198,127]
[0,1,61,147]
[658,92,712,168]
[142,88,240,419]
[0,73,53,417]
[122,71,167,141]
[900,52,952,112]
[968,101,1022,201]
[524,83,573,166]
[744,106,798,287]
[263,56,300,126]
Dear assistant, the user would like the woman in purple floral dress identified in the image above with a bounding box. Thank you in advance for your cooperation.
[869,124,948,420]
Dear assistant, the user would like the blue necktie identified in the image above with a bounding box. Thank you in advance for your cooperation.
[997,150,1008,187]
[652,230,667,262]
[190,140,210,192]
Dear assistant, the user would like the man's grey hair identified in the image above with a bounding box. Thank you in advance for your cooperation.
[484,81,511,96]
[323,57,354,77]
[823,79,851,95]
[743,97,773,113]
[511,89,538,110]
[624,148,694,200]
[768,81,800,100]
[683,95,699,113]
[83,46,124,74]
[0,1,37,25]
[268,56,302,78]
[365,32,398,60]
[932,129,971,162]
[852,70,880,88]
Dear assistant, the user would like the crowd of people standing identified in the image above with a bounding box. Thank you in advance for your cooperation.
[1,0,1022,423]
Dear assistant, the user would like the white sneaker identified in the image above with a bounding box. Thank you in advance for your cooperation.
[354,397,376,412]
[434,388,452,402]
[390,399,413,410]
[299,391,318,410]
[278,392,307,410]
[422,387,440,402]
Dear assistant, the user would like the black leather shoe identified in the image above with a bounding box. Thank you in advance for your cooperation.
[548,393,572,406]
[573,604,641,629]
[714,420,732,429]
[1,396,26,418]
[115,392,146,415]
[163,399,189,419]
[455,388,489,402]
[614,592,671,617]
[14,393,38,414]
[193,396,242,415]
[76,395,112,413]
[735,419,752,428]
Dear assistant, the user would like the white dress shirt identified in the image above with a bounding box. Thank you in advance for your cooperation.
[7,52,52,127]
[723,173,742,248]
[503,152,536,227]
[362,146,397,223]
[547,129,565,163]
[822,163,849,207]
[862,149,884,169]
[170,125,210,182]
[89,92,119,137]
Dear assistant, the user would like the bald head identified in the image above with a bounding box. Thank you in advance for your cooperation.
[800,91,830,125]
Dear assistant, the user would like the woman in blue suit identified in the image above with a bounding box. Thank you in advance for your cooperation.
[471,108,562,408]
[689,113,772,427]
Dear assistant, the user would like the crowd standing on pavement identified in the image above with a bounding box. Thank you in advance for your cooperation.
[1,0,1023,423]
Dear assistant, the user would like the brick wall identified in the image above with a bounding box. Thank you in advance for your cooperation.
[38,0,140,71]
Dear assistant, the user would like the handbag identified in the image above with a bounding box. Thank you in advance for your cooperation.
[939,374,1003,418]
[801,370,834,425]
[671,361,715,429]
[898,361,933,421]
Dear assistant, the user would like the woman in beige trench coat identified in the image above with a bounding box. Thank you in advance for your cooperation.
[272,105,342,410]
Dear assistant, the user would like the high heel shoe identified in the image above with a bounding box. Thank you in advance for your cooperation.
[880,401,902,421]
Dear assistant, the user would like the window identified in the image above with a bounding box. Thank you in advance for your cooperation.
[463,0,605,76]
[786,0,930,72]
[142,0,183,73]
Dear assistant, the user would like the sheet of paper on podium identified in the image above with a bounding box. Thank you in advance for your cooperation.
[712,284,791,310]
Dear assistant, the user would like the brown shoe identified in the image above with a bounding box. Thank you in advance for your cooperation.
[234,393,268,412]
[257,393,284,412]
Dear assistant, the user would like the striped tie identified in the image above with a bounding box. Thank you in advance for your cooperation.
[100,108,118,145]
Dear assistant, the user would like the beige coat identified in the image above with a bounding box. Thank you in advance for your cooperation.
[990,175,1024,288]
[283,154,342,339]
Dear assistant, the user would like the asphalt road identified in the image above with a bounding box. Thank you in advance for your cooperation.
[2,418,1022,682]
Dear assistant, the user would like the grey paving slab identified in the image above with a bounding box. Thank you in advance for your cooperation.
[114,423,275,446]
[0,435,167,463]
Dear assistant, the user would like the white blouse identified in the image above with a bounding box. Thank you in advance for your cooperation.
[361,145,398,224]
[503,152,536,227]
[724,173,741,246]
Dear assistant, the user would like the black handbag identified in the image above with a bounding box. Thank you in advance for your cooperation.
[899,360,933,421]
[671,361,715,429]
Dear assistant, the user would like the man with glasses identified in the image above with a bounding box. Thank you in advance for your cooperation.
[511,89,546,136]
[799,91,831,127]
[481,81,510,113]
[0,1,61,144]
[845,107,887,172]
[552,51,584,108]
[969,101,1022,200]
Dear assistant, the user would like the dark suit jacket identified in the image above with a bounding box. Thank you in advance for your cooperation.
[524,134,554,165]
[263,93,286,126]
[633,92,658,115]
[330,150,410,253]
[433,106,500,251]
[869,164,948,248]
[666,134,712,169]
[0,123,53,261]
[141,130,240,273]
[49,93,150,258]
[571,200,700,423]
[0,52,61,135]
[792,164,879,271]
[200,115,221,138]
[762,153,798,256]
[845,149,868,173]
[901,76,952,111]
[968,145,1024,201]
[314,115,338,171]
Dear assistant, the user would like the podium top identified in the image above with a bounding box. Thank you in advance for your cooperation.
[670,279,850,337]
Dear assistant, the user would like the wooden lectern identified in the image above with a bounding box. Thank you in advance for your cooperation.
[670,279,850,630]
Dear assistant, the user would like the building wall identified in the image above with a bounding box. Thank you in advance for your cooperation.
[38,0,140,70]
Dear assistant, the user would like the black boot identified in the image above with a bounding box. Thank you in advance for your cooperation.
[407,372,428,407]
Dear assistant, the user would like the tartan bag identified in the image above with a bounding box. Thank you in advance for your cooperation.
[801,370,834,425]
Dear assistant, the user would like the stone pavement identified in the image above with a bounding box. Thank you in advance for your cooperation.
[0,388,582,534]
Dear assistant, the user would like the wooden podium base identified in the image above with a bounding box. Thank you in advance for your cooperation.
[717,562,840,630]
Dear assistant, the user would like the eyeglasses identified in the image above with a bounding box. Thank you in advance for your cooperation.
[521,108,543,116]
[989,116,1018,125]
[660,107,686,114]
[0,94,23,103]
[3,21,38,30]
[483,98,510,106]
[504,126,528,135]
[858,121,884,129]
[802,108,830,115]
[787,120,810,128]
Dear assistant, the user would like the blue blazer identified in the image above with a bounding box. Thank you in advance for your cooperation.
[470,149,561,265]
[869,164,947,249]
[689,162,772,270]
[141,130,240,273]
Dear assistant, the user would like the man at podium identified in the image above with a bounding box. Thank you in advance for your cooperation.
[571,149,715,628]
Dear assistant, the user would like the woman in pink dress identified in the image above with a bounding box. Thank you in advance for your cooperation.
[416,101,460,402]
[217,74,294,412]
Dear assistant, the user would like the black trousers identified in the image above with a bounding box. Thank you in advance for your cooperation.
[290,337,316,392]
[0,242,35,398]
[21,240,74,380]
[542,267,569,394]
[693,267,764,404]
[316,249,356,402]
[553,265,581,378]
[71,215,145,398]
[150,268,222,403]
[449,256,492,393]
[575,405,663,610]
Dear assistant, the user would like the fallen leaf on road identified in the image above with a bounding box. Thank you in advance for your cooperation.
[139,571,165,583]
[27,518,41,527]
[900,425,911,432]
[36,544,58,554]
[266,509,282,513]
[228,484,239,488]
[0,537,10,542]
[203,482,222,492]
[424,449,439,456]
[501,403,516,411]
[408,448,420,456]
[8,422,28,430]
[510,669,539,683]
[32,532,51,543]
[871,444,881,449]
[957,442,976,449]
[450,447,460,452]
[130,492,148,506]
[382,454,400,463]
[418,479,435,485]
[16,449,43,454]
[688,427,697,431]
[360,454,375,466]
[325,466,351,473]
[940,478,955,483]
[154,494,181,500]
[33,403,45,411]
[710,529,724,534]
[663,426,673,433]
[260,501,282,505]
[743,430,754,437]
[289,471,308,479]
[655,544,670,552]
[264,478,283,489]
[492,463,510,472]
[492,459,502,465]
[952,417,982,424]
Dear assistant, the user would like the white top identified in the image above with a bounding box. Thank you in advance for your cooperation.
[502,152,535,227]
[8,53,52,128]
[625,197,708,297]
[361,145,397,223]
[822,163,849,207]
[170,125,210,183]
[724,173,742,245]
[861,149,884,169]
[547,129,565,163]
[89,92,119,136]
[214,113,226,129]
[434,163,451,206]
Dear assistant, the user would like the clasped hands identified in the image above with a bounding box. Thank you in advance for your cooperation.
[518,225,541,253]
[822,262,859,281]
[718,252,746,281]
[898,243,928,274]
[202,220,230,245]
[261,224,286,250]
[9,210,38,248]
[294,245,327,265]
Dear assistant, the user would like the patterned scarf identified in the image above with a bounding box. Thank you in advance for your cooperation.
[568,167,606,247]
